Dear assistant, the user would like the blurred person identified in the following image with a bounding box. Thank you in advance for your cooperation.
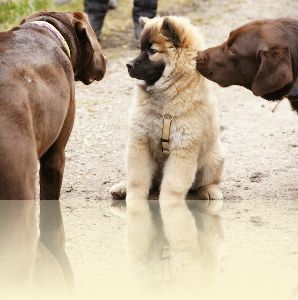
[84,0,158,41]
[55,0,117,8]
[54,0,72,3]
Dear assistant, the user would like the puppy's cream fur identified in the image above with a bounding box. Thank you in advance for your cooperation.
[112,16,225,273]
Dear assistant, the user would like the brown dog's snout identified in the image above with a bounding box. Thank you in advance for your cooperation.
[100,53,107,73]
[196,51,209,65]
[196,51,213,77]
[101,54,107,68]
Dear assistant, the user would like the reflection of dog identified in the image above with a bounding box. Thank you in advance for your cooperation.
[111,200,224,286]
[196,18,298,112]
[0,11,106,291]
[111,16,224,273]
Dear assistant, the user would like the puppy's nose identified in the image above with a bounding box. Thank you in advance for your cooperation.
[126,61,134,70]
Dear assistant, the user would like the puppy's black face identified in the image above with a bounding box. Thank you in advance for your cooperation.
[126,50,165,86]
[126,29,165,86]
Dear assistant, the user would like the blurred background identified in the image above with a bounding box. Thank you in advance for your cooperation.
[0,0,190,50]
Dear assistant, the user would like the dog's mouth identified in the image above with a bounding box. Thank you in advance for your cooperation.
[127,67,143,80]
[82,70,105,85]
[218,81,229,88]
[196,65,214,79]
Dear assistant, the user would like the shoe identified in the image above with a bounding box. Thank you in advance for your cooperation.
[108,0,118,10]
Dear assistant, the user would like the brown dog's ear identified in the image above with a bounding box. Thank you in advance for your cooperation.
[74,13,106,84]
[252,46,293,96]
[75,20,94,53]
[74,19,96,84]
[20,16,28,25]
[161,17,182,48]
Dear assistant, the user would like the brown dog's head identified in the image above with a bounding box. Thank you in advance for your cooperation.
[21,11,106,85]
[196,19,297,100]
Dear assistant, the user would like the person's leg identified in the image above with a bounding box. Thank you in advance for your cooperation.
[84,0,109,38]
[133,0,158,39]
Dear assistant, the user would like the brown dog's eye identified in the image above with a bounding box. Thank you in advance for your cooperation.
[147,48,158,55]
[227,48,235,56]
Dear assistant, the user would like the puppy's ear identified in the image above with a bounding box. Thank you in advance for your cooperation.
[161,17,182,48]
[139,16,149,28]
[252,46,293,96]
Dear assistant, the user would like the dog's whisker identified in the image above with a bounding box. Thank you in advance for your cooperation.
[271,101,281,113]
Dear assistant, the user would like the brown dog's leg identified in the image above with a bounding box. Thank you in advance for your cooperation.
[40,98,75,287]
[39,147,74,288]
[39,200,74,289]
[39,146,74,287]
[40,145,66,200]
[39,101,75,289]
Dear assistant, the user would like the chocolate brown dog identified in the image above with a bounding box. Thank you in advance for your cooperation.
[196,18,298,112]
[0,11,105,290]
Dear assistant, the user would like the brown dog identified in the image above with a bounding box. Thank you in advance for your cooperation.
[196,18,298,112]
[0,11,105,291]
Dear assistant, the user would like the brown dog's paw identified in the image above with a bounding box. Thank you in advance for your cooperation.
[197,185,223,215]
[110,181,127,200]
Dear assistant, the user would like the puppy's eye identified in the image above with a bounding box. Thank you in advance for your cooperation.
[147,48,158,55]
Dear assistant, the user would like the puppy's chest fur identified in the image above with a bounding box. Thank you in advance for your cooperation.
[144,115,193,161]
[130,87,216,165]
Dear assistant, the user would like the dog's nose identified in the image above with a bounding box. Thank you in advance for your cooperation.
[196,51,209,64]
[126,61,134,70]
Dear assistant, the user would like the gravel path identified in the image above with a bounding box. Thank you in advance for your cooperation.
[53,0,298,298]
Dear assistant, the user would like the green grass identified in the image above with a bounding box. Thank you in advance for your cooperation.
[0,0,83,31]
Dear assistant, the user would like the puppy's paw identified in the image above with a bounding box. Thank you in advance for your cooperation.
[110,181,127,200]
[197,185,223,215]
[110,200,126,218]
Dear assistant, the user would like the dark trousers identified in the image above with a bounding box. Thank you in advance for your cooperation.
[84,0,109,34]
[84,0,158,35]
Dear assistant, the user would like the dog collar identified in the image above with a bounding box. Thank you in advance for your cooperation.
[29,20,71,58]
[161,114,173,156]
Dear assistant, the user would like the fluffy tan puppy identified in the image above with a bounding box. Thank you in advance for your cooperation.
[111,16,225,272]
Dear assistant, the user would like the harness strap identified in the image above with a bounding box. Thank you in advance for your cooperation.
[29,20,71,58]
[161,114,173,156]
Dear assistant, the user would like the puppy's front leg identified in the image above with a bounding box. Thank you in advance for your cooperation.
[160,149,200,260]
[126,137,156,270]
